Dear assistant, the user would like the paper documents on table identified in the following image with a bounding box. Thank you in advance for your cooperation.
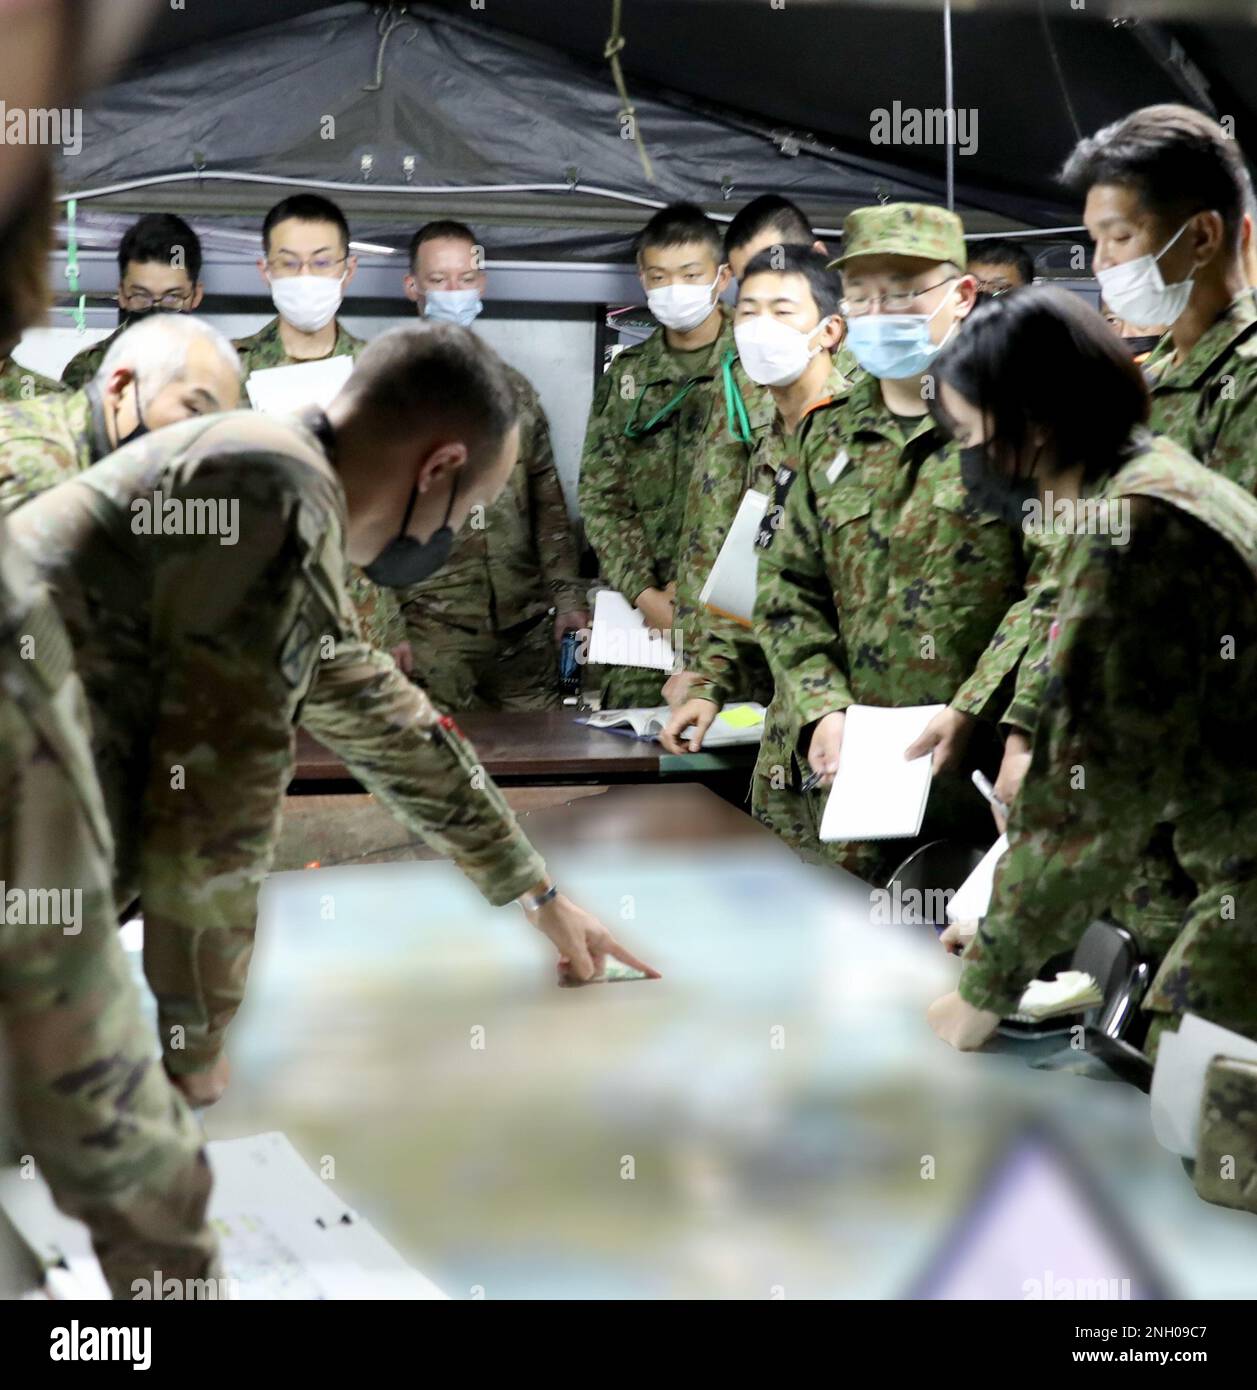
[578,701,765,747]
[699,488,771,626]
[586,589,677,671]
[818,703,945,841]
[1150,1014,1257,1158]
[946,834,1011,924]
[244,354,355,415]
[1007,970,1103,1024]
[0,1131,445,1300]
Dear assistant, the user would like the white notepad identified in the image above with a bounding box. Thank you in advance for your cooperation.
[245,355,355,415]
[946,834,1010,923]
[698,488,771,626]
[818,703,944,841]
[586,588,677,671]
[578,701,766,747]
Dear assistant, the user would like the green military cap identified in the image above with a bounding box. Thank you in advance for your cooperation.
[831,203,967,270]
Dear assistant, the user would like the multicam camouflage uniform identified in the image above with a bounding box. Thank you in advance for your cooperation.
[674,356,850,851]
[959,436,1257,1079]
[393,364,585,711]
[8,407,547,1080]
[0,384,109,512]
[0,354,65,401]
[59,323,126,391]
[578,306,738,708]
[0,512,219,1298]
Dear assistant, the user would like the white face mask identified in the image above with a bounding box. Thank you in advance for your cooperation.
[734,314,831,387]
[423,288,484,327]
[270,273,345,333]
[646,271,722,332]
[1095,220,1196,330]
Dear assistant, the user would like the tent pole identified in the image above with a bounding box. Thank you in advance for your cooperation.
[943,0,955,213]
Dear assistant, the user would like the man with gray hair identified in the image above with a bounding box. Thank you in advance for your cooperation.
[0,312,242,512]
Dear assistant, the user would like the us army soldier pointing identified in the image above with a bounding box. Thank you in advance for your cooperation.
[10,324,658,1108]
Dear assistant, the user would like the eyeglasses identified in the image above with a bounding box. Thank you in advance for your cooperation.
[839,276,956,317]
[118,289,193,311]
[266,254,348,278]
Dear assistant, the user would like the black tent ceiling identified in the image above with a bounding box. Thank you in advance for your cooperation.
[67,0,1257,262]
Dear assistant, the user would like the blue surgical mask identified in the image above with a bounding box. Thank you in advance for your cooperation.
[845,289,957,380]
[423,289,484,328]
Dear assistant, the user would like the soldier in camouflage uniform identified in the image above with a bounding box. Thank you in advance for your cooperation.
[0,513,221,1297]
[0,352,64,402]
[999,105,1257,950]
[60,213,206,391]
[390,220,587,709]
[578,203,736,709]
[8,324,656,1103]
[661,246,852,852]
[926,287,1257,1079]
[756,204,1043,884]
[0,314,243,513]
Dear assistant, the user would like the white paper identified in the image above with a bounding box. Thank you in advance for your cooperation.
[819,704,944,841]
[0,1131,445,1300]
[1011,970,1103,1023]
[586,589,676,671]
[698,488,770,625]
[244,355,355,415]
[1150,1014,1257,1159]
[946,834,1010,923]
[578,701,765,747]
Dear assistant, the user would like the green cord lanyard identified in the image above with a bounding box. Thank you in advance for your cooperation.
[721,347,752,447]
[623,376,700,440]
[65,198,87,335]
[622,348,753,446]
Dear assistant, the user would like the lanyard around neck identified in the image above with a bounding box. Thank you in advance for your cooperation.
[721,348,753,447]
[623,375,703,440]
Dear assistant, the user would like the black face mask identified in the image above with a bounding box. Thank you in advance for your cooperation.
[1122,334,1163,359]
[958,444,1038,529]
[118,304,179,332]
[115,371,149,448]
[362,477,458,588]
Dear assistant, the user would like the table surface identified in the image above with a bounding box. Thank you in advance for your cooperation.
[292,710,756,787]
[197,784,1257,1300]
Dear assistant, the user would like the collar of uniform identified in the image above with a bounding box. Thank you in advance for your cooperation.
[1144,289,1257,391]
[768,358,853,442]
[644,302,734,385]
[82,380,112,465]
[841,369,939,446]
[243,315,359,357]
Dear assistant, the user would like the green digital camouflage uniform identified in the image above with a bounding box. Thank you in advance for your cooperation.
[394,363,585,711]
[59,323,126,391]
[756,366,1040,883]
[959,435,1257,1075]
[578,306,738,708]
[0,514,219,1298]
[8,407,547,1080]
[231,314,365,383]
[0,354,66,401]
[0,383,109,512]
[674,355,851,852]
[1004,289,1257,947]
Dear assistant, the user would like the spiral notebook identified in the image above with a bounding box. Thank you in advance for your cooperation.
[818,704,944,841]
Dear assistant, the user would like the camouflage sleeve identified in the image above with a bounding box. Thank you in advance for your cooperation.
[58,343,102,391]
[523,392,585,613]
[755,460,855,728]
[1202,365,1257,494]
[577,366,658,603]
[958,503,1205,1014]
[1,568,218,1297]
[950,527,1057,723]
[1000,566,1061,735]
[140,469,319,1075]
[0,431,78,515]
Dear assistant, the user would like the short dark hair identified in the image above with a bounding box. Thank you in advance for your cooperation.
[966,238,1034,287]
[740,244,841,320]
[345,322,518,467]
[262,194,350,256]
[1062,103,1251,252]
[932,284,1149,486]
[408,219,478,271]
[634,201,722,265]
[724,194,813,260]
[118,213,203,281]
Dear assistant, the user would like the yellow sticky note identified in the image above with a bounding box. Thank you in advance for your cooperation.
[718,705,764,729]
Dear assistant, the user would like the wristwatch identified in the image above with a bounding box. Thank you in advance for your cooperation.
[517,881,558,914]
